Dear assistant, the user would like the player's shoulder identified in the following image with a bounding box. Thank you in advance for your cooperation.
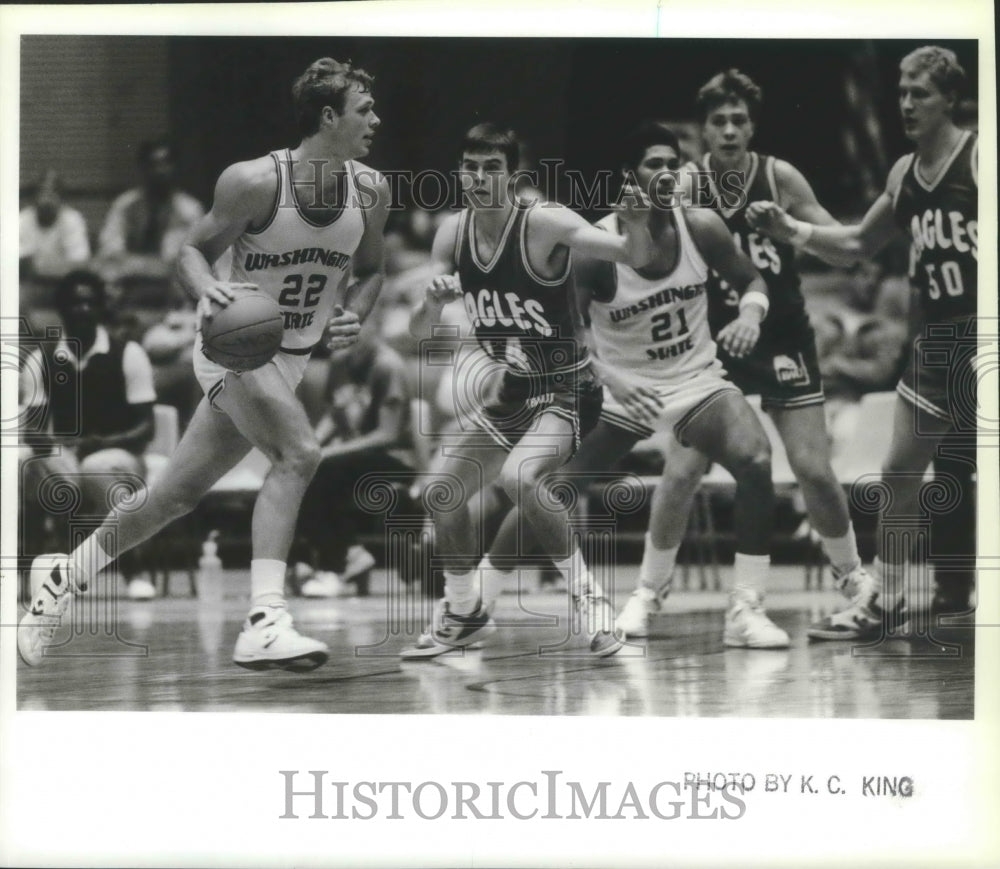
[885,153,915,197]
[680,203,726,234]
[349,159,385,184]
[349,160,390,196]
[215,155,280,210]
[434,209,464,238]
[218,155,279,191]
[430,209,464,256]
[523,201,584,235]
[770,157,808,187]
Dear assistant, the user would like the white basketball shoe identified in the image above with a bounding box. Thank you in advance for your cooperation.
[18,554,76,666]
[723,586,790,649]
[574,591,626,657]
[616,587,664,638]
[233,605,329,671]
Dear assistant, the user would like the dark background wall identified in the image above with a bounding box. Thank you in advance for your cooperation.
[21,36,977,223]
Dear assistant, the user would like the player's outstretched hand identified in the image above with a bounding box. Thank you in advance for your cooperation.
[327,305,362,351]
[717,313,761,358]
[197,282,257,322]
[425,274,462,306]
[745,201,796,243]
[613,184,653,224]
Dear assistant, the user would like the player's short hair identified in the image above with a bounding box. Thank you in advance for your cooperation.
[695,69,763,122]
[55,269,107,314]
[620,120,681,172]
[899,46,966,100]
[292,57,374,137]
[461,123,521,171]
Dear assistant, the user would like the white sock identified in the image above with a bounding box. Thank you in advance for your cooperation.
[637,534,679,593]
[478,555,513,613]
[443,569,479,615]
[250,558,287,609]
[732,552,770,594]
[71,531,115,592]
[820,525,861,576]
[553,548,591,598]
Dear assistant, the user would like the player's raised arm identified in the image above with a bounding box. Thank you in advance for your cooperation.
[409,212,463,339]
[747,155,909,266]
[177,160,273,320]
[773,159,840,227]
[687,206,769,359]
[532,197,655,268]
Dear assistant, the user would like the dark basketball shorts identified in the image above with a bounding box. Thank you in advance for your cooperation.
[897,318,978,430]
[467,373,604,455]
[718,318,825,411]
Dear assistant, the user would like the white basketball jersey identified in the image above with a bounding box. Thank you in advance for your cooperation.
[589,208,718,384]
[229,150,372,351]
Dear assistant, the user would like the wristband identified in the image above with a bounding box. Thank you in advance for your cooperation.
[738,290,769,320]
[789,219,814,248]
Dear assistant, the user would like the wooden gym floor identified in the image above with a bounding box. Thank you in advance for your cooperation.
[15,565,974,718]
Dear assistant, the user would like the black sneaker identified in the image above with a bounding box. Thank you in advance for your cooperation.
[432,601,497,648]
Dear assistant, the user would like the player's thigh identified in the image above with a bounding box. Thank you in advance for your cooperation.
[500,410,577,492]
[682,391,770,466]
[556,420,641,497]
[883,395,952,475]
[214,363,315,463]
[151,397,253,502]
[423,431,510,513]
[768,404,834,470]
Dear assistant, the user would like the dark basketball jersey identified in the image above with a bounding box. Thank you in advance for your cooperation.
[893,131,978,322]
[455,201,590,390]
[688,152,807,335]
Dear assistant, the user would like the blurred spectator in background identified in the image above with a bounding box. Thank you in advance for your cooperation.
[19,269,159,600]
[141,305,201,428]
[96,138,204,303]
[291,314,420,598]
[19,169,91,280]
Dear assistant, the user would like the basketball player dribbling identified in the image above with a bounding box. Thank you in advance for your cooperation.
[19,58,389,671]
[747,46,978,639]
[402,123,655,658]
[475,121,791,649]
[615,69,874,638]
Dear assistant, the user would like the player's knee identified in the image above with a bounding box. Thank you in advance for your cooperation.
[786,448,834,488]
[661,455,705,489]
[730,439,772,481]
[496,466,542,505]
[424,473,469,522]
[273,438,322,480]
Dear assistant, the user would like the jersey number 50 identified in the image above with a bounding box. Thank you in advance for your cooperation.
[924,261,964,299]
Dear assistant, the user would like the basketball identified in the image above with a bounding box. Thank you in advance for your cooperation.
[200,289,283,372]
